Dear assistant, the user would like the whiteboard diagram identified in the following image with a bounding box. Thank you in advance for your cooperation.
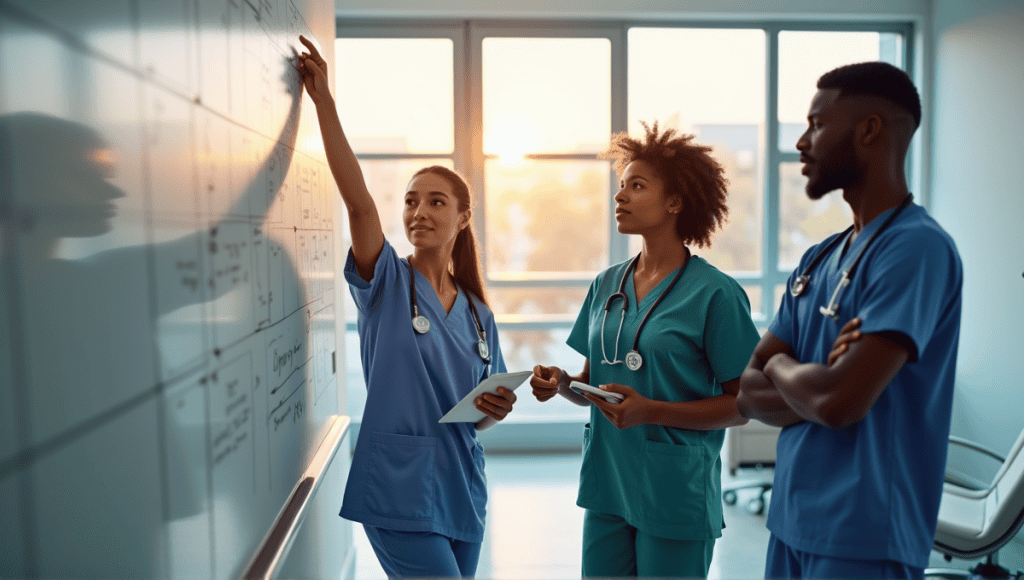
[0,0,349,578]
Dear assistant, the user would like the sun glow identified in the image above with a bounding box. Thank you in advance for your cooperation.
[487,121,536,167]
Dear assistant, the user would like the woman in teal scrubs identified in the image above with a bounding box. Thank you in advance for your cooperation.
[298,37,517,578]
[531,121,760,577]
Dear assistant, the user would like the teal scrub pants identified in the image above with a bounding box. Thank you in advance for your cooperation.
[582,510,716,578]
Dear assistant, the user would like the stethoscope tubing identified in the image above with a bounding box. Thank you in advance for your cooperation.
[601,251,690,369]
[407,259,490,363]
[791,194,913,319]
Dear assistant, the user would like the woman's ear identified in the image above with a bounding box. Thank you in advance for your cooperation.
[667,194,683,215]
[459,211,471,230]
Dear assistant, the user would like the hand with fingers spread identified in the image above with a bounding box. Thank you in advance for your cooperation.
[298,35,332,107]
[474,386,517,422]
[828,317,863,366]
[530,364,566,402]
[584,383,649,430]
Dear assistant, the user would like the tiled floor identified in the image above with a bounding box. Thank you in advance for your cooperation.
[352,452,1024,579]
[352,452,774,579]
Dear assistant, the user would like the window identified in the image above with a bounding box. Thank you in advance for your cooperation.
[337,21,914,434]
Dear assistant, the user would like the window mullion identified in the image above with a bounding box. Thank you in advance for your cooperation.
[609,23,629,266]
[468,23,486,277]
[763,26,781,321]
[453,22,470,178]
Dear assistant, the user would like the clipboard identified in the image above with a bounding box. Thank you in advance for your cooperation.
[438,370,533,423]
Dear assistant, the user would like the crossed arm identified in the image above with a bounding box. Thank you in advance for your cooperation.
[736,319,910,430]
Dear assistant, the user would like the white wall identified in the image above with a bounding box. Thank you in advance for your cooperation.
[930,0,1024,456]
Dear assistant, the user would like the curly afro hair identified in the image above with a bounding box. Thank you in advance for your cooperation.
[601,120,729,248]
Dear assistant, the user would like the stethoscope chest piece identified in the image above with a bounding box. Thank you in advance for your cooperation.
[624,350,643,371]
[412,315,431,334]
[600,252,690,372]
[791,193,913,320]
[406,259,490,363]
[790,275,810,297]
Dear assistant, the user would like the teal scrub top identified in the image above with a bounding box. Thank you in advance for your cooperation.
[567,255,760,541]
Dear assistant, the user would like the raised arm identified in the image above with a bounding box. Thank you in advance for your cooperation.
[298,35,384,281]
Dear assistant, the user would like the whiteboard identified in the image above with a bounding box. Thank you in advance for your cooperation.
[0,0,351,578]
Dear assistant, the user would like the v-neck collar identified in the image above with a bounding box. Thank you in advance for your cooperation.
[407,259,466,324]
[831,203,907,273]
[625,259,689,312]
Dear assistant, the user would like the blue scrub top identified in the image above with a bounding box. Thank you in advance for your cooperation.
[768,203,963,568]
[339,240,506,543]
[568,255,760,540]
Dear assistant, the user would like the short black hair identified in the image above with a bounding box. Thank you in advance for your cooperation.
[817,61,921,128]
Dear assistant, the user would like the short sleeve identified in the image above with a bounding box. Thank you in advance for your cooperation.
[769,271,800,347]
[566,281,597,358]
[344,239,399,314]
[855,228,962,362]
[703,282,761,383]
[769,239,831,348]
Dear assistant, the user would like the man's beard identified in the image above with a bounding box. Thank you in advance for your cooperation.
[807,129,862,200]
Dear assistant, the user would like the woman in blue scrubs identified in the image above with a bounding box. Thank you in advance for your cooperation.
[298,37,517,578]
[530,121,761,577]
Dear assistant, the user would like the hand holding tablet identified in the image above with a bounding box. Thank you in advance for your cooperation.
[569,381,624,404]
[439,371,533,423]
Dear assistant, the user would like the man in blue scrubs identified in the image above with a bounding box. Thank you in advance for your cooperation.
[736,62,963,579]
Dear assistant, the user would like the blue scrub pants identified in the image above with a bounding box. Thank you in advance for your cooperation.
[582,510,716,578]
[765,534,924,580]
[363,525,481,578]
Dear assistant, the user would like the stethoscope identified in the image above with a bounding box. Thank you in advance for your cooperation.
[600,252,690,371]
[407,260,490,363]
[790,194,913,320]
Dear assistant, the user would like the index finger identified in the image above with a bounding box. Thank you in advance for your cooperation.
[299,35,324,61]
[839,317,862,335]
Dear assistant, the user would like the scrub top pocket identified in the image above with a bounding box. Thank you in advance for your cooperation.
[640,440,707,527]
[365,432,437,521]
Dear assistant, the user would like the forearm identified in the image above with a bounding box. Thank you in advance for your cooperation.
[736,368,804,428]
[313,99,379,217]
[558,368,592,407]
[475,416,497,431]
[764,354,838,427]
[642,395,748,430]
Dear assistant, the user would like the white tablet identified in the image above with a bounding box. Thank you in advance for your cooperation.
[438,370,534,423]
[569,381,624,404]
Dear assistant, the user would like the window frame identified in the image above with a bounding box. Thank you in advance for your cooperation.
[336,18,916,443]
